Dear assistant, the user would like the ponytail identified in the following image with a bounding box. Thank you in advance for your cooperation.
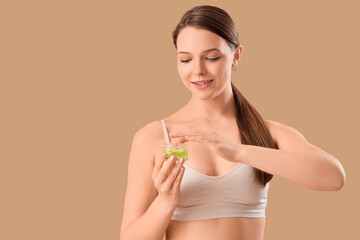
[171,5,278,186]
[231,83,278,186]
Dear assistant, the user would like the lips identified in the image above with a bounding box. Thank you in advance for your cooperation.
[192,80,212,85]
[191,79,214,89]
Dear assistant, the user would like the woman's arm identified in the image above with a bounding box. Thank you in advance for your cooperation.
[120,122,185,240]
[238,120,346,191]
[170,120,345,191]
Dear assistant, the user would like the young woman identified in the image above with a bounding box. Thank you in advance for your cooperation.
[120,5,346,240]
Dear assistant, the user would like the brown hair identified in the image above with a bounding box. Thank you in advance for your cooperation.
[172,5,278,187]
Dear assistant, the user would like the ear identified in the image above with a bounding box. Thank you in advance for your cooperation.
[232,45,243,67]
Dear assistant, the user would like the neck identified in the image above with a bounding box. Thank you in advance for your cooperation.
[185,85,237,122]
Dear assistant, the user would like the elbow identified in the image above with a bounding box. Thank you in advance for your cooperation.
[334,169,346,191]
[314,174,345,192]
[314,161,346,191]
[325,155,346,191]
[329,164,346,191]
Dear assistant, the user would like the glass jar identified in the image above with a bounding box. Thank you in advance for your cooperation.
[162,143,188,160]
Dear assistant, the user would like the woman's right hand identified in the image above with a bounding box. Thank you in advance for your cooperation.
[152,153,185,205]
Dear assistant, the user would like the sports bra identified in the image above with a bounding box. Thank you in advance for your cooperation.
[160,120,269,221]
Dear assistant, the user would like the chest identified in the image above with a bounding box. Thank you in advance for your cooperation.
[186,126,241,176]
[178,163,269,206]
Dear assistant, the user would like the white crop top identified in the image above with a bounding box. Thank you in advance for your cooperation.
[160,120,269,221]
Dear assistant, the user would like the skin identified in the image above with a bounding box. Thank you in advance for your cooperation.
[120,27,346,240]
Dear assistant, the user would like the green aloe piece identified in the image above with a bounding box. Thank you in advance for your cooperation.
[162,147,188,158]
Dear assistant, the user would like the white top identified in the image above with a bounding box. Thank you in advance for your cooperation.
[160,120,269,221]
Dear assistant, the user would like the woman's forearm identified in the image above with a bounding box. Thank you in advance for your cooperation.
[237,144,346,191]
[121,196,175,240]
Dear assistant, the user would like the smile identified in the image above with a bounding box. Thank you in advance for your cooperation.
[193,80,213,85]
[191,80,214,89]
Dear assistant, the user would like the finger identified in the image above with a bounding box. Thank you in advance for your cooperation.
[156,155,177,183]
[172,166,185,192]
[153,153,167,179]
[162,158,185,189]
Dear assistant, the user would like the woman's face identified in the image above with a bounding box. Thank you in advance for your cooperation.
[176,27,241,100]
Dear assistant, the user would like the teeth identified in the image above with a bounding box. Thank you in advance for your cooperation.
[195,80,212,85]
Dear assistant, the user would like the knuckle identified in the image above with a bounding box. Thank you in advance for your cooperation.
[170,174,176,181]
[175,176,181,183]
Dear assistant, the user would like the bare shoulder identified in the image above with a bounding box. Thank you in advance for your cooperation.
[133,121,163,145]
[130,120,165,164]
[264,119,326,153]
[264,119,304,139]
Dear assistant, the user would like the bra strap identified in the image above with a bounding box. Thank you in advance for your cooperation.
[160,120,170,143]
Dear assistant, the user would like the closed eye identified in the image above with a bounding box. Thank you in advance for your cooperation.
[180,56,221,63]
[206,57,221,61]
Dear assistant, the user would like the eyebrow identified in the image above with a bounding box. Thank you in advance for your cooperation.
[177,48,221,55]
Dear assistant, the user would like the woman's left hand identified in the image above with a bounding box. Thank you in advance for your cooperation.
[169,130,241,162]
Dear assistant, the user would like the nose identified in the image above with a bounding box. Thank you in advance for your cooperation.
[192,59,206,76]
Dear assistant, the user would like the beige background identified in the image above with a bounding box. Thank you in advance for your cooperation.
[1,0,359,239]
